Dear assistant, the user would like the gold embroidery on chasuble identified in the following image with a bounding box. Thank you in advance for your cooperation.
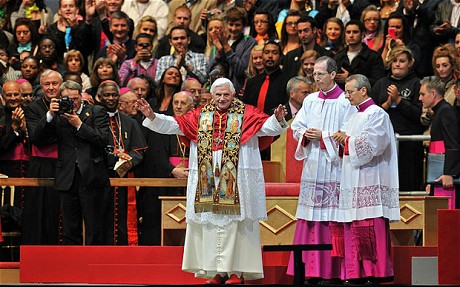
[195,99,245,215]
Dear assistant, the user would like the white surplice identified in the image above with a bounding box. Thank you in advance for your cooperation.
[338,104,400,222]
[291,90,357,222]
[143,112,288,280]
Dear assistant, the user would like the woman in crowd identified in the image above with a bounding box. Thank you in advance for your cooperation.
[20,56,40,92]
[204,17,226,63]
[9,18,40,67]
[133,16,159,53]
[454,31,460,69]
[380,0,399,22]
[64,49,91,91]
[381,12,421,69]
[432,44,459,106]
[250,9,278,45]
[361,5,384,52]
[245,44,264,78]
[151,66,182,115]
[280,10,301,55]
[87,57,120,99]
[0,0,19,33]
[11,0,53,36]
[372,46,424,191]
[319,17,345,55]
[298,49,319,92]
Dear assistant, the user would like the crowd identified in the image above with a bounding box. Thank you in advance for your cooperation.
[0,0,460,284]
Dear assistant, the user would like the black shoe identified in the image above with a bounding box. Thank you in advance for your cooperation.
[343,278,364,286]
[363,277,379,285]
[305,278,321,285]
[319,278,342,285]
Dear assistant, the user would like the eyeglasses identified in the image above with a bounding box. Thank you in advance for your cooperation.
[265,38,281,45]
[22,93,33,98]
[312,72,329,78]
[345,89,358,95]
[286,21,297,27]
[364,18,379,23]
[254,20,269,25]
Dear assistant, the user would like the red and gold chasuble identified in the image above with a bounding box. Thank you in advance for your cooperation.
[175,99,273,215]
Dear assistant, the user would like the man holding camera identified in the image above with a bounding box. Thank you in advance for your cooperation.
[34,79,110,245]
[119,33,157,87]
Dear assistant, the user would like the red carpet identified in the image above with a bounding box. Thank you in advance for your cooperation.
[20,246,292,285]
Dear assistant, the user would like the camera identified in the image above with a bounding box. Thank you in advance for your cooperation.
[138,42,150,50]
[206,11,215,19]
[58,96,74,114]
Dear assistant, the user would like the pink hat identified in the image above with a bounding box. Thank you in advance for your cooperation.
[16,79,30,84]
[120,87,131,95]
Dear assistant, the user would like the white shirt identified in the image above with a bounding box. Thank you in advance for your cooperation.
[338,104,400,222]
[143,112,288,226]
[122,0,169,39]
[291,89,356,221]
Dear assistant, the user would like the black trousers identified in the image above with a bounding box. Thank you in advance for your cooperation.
[59,167,107,245]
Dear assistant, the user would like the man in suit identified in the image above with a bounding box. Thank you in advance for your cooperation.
[34,80,110,245]
[242,39,289,159]
[242,39,289,115]
[271,76,313,183]
[285,76,313,121]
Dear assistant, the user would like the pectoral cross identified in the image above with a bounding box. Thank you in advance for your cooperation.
[214,136,223,148]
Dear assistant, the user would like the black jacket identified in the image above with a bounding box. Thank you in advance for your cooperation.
[334,44,385,88]
[34,104,110,190]
[282,44,332,80]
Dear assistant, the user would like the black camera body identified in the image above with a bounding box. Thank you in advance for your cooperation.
[58,96,74,114]
[138,42,150,49]
[206,11,215,19]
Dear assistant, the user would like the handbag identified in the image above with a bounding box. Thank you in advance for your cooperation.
[426,153,460,184]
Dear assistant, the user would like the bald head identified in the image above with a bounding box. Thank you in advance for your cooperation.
[19,80,34,107]
[2,81,22,110]
[182,78,202,108]
[127,77,149,99]
[173,91,194,116]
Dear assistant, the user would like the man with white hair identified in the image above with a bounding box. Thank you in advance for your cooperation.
[22,70,63,245]
[138,78,288,284]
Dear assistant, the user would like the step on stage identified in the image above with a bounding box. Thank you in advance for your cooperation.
[0,245,440,287]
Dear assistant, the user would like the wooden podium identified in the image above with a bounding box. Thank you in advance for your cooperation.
[159,195,299,246]
[390,196,449,246]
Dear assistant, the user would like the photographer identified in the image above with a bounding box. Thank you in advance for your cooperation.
[119,33,157,87]
[35,80,110,245]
